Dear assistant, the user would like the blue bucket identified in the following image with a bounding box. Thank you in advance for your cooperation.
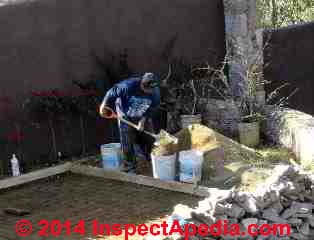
[100,143,122,170]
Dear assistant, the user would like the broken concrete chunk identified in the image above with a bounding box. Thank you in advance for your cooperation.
[214,203,226,215]
[228,218,238,224]
[225,204,245,219]
[287,218,303,226]
[294,213,312,219]
[256,197,273,210]
[258,219,268,226]
[196,198,213,214]
[215,214,228,222]
[262,209,287,223]
[191,212,214,226]
[298,222,310,236]
[307,215,314,227]
[270,201,284,214]
[237,196,258,215]
[291,202,313,214]
[256,236,268,240]
[237,224,254,240]
[290,233,310,240]
[173,204,194,219]
[281,208,297,219]
[241,218,258,229]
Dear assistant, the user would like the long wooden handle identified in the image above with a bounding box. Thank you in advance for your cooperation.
[118,116,139,129]
[119,117,158,139]
[103,106,158,139]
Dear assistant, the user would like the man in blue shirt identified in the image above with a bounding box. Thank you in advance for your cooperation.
[99,73,161,173]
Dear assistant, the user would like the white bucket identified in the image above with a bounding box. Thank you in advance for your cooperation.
[100,143,122,170]
[179,150,204,184]
[151,153,177,181]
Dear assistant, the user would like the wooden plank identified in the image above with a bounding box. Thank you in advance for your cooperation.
[0,162,72,190]
[69,163,211,197]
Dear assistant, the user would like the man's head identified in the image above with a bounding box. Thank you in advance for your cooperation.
[140,72,159,94]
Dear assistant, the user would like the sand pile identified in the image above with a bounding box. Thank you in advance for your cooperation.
[151,124,264,187]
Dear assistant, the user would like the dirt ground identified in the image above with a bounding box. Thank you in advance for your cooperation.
[0,172,201,240]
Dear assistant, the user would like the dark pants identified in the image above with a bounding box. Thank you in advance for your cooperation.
[118,118,155,172]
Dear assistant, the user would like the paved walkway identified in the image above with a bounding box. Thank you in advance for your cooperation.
[0,172,200,240]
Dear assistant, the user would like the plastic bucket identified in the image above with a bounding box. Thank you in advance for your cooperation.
[238,121,260,147]
[100,143,122,170]
[151,153,177,181]
[180,114,202,129]
[179,150,204,184]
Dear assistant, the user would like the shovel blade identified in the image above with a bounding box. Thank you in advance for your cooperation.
[153,130,178,146]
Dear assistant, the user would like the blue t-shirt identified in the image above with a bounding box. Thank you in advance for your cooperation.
[102,77,160,121]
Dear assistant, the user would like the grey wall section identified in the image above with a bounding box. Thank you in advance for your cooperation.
[263,22,314,115]
[0,0,226,102]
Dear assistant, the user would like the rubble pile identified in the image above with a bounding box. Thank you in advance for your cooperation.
[170,165,314,240]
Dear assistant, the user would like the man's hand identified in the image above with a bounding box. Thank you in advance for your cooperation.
[99,104,112,118]
[137,117,146,131]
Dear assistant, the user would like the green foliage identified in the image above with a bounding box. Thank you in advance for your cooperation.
[257,0,314,28]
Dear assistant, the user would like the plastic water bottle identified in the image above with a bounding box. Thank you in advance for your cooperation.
[11,154,21,177]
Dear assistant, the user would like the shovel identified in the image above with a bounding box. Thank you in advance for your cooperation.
[102,106,178,146]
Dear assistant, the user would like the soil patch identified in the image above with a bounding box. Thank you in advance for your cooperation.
[0,172,200,240]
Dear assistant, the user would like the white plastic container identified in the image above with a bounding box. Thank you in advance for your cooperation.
[178,150,204,184]
[100,143,122,170]
[11,154,21,177]
[151,153,177,181]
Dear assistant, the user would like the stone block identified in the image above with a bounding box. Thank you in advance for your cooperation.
[263,106,314,168]
[223,0,248,15]
[224,14,248,37]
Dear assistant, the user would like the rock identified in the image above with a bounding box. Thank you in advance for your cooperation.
[241,218,258,229]
[237,224,254,240]
[256,197,273,210]
[191,212,214,226]
[281,208,297,219]
[195,199,212,215]
[225,204,245,219]
[215,215,228,222]
[256,236,268,240]
[307,216,314,227]
[294,213,312,219]
[290,202,313,214]
[227,218,238,225]
[299,222,310,236]
[214,203,226,215]
[173,204,195,219]
[290,233,309,240]
[270,201,284,214]
[262,208,287,223]
[287,218,303,227]
[235,194,258,215]
[258,219,268,226]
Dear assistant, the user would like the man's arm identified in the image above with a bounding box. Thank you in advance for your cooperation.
[99,83,128,117]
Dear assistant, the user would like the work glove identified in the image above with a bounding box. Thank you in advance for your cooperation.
[99,104,112,118]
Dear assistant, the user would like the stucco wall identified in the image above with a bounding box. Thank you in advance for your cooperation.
[264,22,314,116]
[0,0,226,102]
[0,0,226,173]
